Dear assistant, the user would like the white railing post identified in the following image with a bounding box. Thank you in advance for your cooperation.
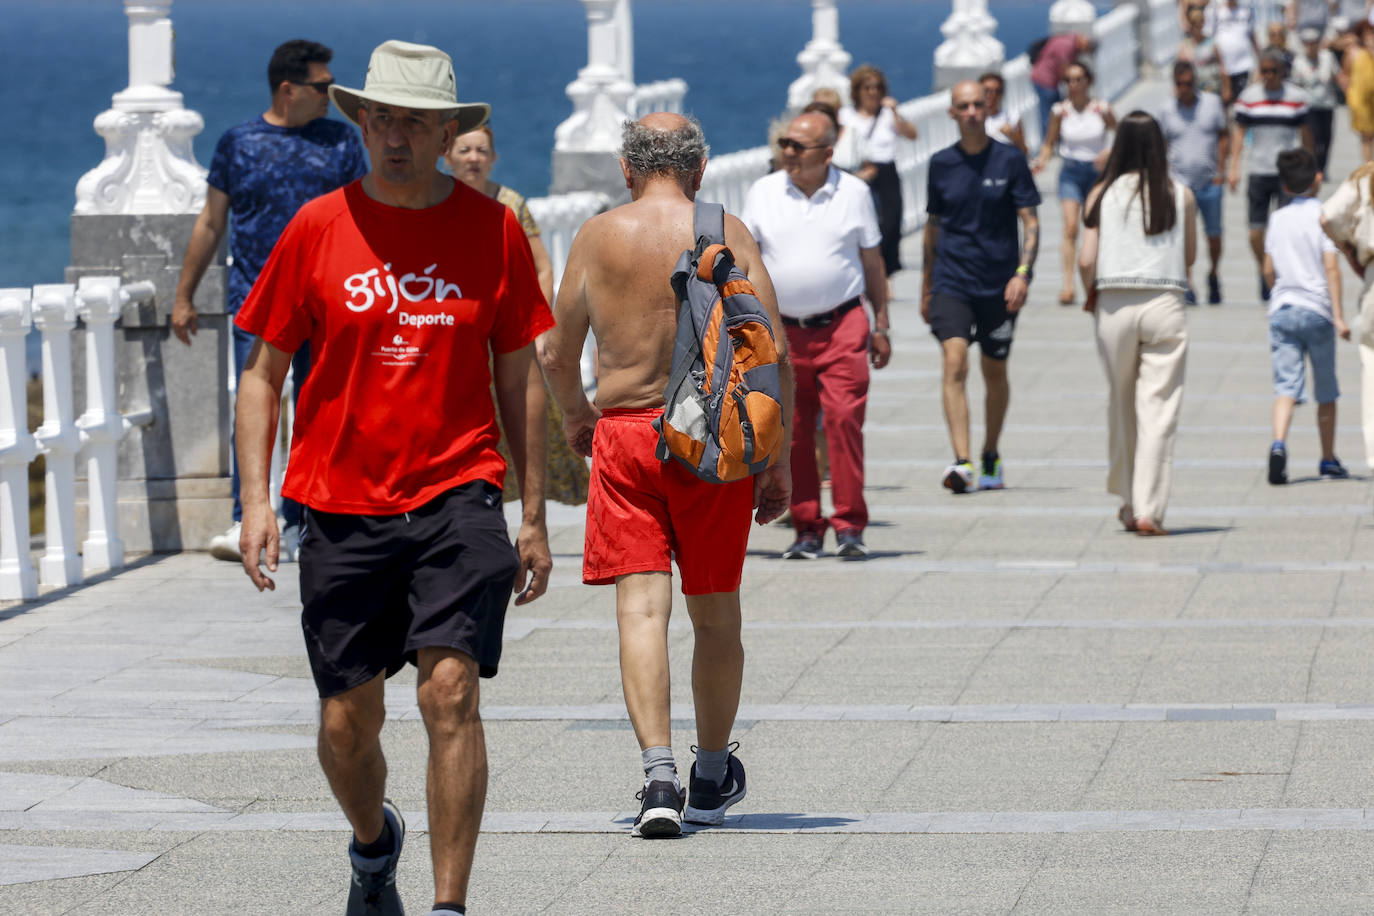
[0,289,37,600]
[934,0,1006,90]
[74,0,205,216]
[787,0,853,112]
[74,277,157,573]
[1050,0,1097,35]
[1093,6,1141,100]
[628,79,688,118]
[31,285,82,589]
[613,0,634,86]
[1002,55,1044,156]
[554,0,636,154]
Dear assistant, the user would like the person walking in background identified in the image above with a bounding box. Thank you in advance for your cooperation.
[1341,21,1374,161]
[1178,6,1233,102]
[1033,61,1116,306]
[743,111,890,559]
[543,114,793,838]
[1265,21,1297,76]
[842,65,917,278]
[1230,49,1314,300]
[1209,0,1261,104]
[233,41,553,916]
[810,87,864,173]
[924,81,1040,494]
[1321,160,1374,471]
[1158,60,1230,304]
[1291,26,1341,173]
[1079,112,1197,537]
[172,39,367,563]
[444,124,590,507]
[1264,149,1351,484]
[1029,31,1095,137]
[982,71,1028,153]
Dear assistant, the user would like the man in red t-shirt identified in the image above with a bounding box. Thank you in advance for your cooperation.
[233,41,552,916]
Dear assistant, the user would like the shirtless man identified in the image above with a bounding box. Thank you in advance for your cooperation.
[543,113,793,839]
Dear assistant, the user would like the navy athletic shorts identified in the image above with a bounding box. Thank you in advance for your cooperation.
[297,480,520,698]
[927,291,1019,360]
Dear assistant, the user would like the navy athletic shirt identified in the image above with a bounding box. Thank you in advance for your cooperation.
[926,139,1040,299]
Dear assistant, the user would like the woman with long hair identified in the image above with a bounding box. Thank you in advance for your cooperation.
[1321,161,1374,470]
[842,64,917,276]
[1033,60,1117,305]
[1079,112,1197,536]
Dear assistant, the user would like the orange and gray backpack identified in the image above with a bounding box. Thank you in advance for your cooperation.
[653,201,786,483]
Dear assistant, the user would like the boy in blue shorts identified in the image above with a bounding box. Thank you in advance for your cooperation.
[1262,148,1351,484]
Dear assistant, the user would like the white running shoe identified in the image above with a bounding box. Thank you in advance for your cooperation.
[280,524,300,564]
[208,522,242,562]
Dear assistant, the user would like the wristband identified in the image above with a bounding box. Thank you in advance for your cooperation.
[1015,265,1032,281]
[871,328,890,338]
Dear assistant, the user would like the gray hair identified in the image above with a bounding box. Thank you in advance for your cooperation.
[620,116,710,178]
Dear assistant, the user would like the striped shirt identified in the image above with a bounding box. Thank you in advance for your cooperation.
[1234,82,1310,176]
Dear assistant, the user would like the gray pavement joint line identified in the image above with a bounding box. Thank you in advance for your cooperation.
[508,616,1374,634]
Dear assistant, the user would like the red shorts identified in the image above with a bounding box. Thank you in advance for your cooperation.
[583,408,753,595]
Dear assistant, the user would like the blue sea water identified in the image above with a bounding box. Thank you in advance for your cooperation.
[0,0,1108,290]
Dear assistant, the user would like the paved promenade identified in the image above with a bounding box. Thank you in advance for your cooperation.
[5,78,1374,913]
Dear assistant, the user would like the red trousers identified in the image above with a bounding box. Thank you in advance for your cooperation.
[785,305,870,535]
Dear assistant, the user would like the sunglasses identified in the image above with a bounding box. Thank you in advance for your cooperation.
[777,138,828,153]
[1175,80,1196,88]
[1260,67,1281,74]
[292,79,334,94]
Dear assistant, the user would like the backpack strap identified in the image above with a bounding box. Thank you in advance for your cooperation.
[694,200,726,250]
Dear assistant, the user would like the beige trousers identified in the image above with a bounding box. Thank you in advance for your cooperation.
[1357,276,1374,468]
[1093,289,1188,525]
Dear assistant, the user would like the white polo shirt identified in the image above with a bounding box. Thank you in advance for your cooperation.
[741,165,882,319]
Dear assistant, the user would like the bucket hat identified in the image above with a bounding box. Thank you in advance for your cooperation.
[330,40,489,135]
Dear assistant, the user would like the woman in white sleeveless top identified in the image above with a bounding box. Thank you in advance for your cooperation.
[1079,112,1197,536]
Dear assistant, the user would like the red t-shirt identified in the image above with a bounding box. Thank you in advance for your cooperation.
[235,179,555,514]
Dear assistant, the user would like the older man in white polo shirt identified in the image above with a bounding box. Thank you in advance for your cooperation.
[742,111,891,560]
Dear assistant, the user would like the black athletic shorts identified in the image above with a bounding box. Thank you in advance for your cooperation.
[927,291,1018,361]
[1247,174,1291,230]
[298,480,520,698]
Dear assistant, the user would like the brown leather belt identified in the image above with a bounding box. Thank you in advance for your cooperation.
[781,297,861,328]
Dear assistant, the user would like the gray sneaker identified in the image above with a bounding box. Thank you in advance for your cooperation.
[347,798,405,915]
[835,530,869,559]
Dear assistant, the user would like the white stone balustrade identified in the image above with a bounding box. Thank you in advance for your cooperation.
[32,285,82,589]
[1094,6,1141,101]
[75,0,205,215]
[1145,0,1183,72]
[528,192,614,298]
[1002,54,1044,157]
[0,277,157,598]
[933,0,1006,90]
[628,79,688,118]
[0,289,38,600]
[699,147,775,219]
[896,91,959,234]
[75,278,154,573]
[1050,0,1097,35]
[555,0,636,153]
[787,0,853,112]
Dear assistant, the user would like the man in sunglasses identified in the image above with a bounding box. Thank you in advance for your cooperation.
[1158,60,1230,304]
[742,111,891,560]
[1229,48,1314,302]
[172,39,367,562]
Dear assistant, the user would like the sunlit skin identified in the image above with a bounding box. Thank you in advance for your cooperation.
[358,102,458,208]
[445,129,496,191]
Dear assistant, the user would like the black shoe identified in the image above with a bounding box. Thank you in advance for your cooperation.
[781,532,823,559]
[1268,443,1287,485]
[835,530,869,559]
[632,779,684,838]
[684,746,747,826]
[346,799,405,915]
[1184,286,1198,306]
[1207,273,1222,305]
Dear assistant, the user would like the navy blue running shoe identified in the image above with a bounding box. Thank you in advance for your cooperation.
[684,746,747,826]
[347,798,405,915]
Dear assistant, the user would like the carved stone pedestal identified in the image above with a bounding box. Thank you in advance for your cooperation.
[66,214,231,552]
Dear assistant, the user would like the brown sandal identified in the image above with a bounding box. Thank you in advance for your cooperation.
[1134,518,1169,536]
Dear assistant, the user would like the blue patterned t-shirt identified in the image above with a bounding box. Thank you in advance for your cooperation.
[207,116,368,312]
